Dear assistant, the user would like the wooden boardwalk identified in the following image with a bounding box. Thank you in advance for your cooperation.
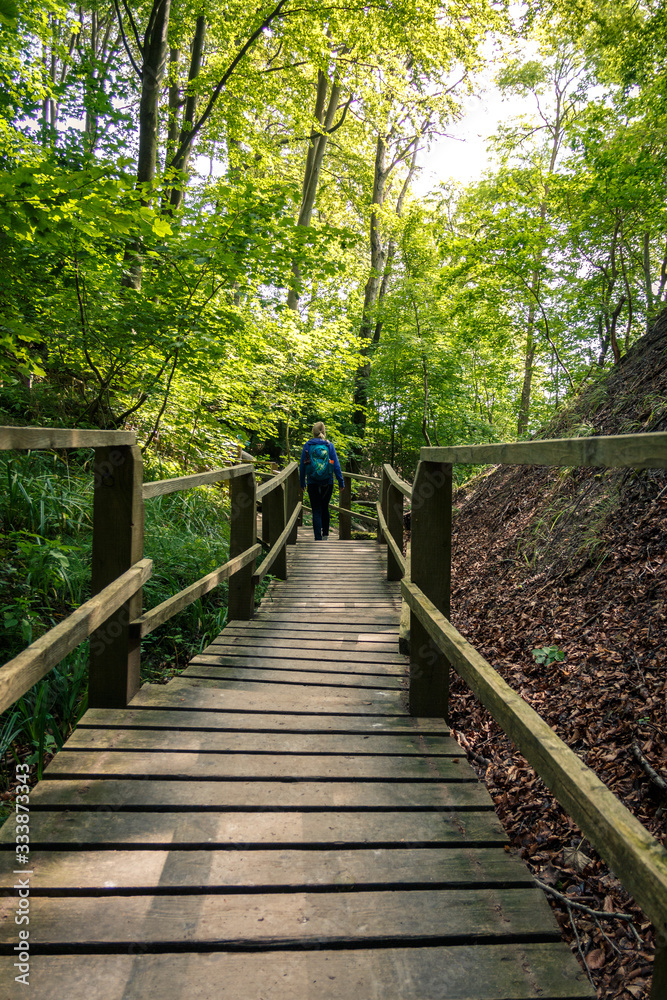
[0,534,592,998]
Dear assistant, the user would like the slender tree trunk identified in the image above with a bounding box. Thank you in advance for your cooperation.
[353,136,388,435]
[169,15,207,212]
[287,70,344,310]
[517,301,536,436]
[123,0,171,289]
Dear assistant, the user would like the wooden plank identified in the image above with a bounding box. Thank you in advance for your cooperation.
[0,426,135,450]
[61,728,462,756]
[0,944,594,1000]
[402,577,667,935]
[422,430,667,470]
[132,544,261,637]
[0,808,499,847]
[222,625,397,641]
[23,777,493,810]
[44,750,477,781]
[0,847,535,891]
[0,559,152,714]
[182,665,404,685]
[142,463,253,500]
[256,461,298,500]
[333,506,378,524]
[77,707,450,734]
[130,677,409,714]
[225,622,397,636]
[251,614,398,625]
[200,642,406,663]
[0,888,559,947]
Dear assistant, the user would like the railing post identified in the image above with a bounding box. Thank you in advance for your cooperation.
[339,472,351,540]
[285,465,299,545]
[652,943,667,1000]
[228,467,257,620]
[384,466,403,581]
[378,468,388,544]
[89,444,144,708]
[409,460,452,718]
[264,482,287,579]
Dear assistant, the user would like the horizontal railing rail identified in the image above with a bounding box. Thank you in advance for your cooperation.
[421,431,667,470]
[142,463,252,500]
[382,462,413,498]
[256,462,297,500]
[0,559,152,714]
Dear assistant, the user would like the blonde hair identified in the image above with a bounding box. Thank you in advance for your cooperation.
[312,421,326,439]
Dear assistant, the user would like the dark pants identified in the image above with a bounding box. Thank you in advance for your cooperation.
[307,482,333,540]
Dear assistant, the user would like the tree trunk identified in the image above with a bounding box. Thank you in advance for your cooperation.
[517,301,536,437]
[353,136,388,435]
[169,15,207,212]
[287,71,343,310]
[123,0,171,289]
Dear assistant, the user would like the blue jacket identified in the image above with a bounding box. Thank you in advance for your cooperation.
[300,438,345,489]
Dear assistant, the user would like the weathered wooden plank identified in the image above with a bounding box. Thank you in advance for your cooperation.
[64,727,460,755]
[199,643,406,663]
[225,623,397,637]
[422,430,667,470]
[188,656,404,677]
[403,577,667,935]
[133,544,261,637]
[0,944,595,1000]
[222,626,397,643]
[43,749,477,781]
[0,888,559,947]
[23,777,493,810]
[0,559,152,714]
[251,614,398,626]
[129,677,408,715]
[0,426,135,450]
[376,500,406,577]
[77,707,449,734]
[182,665,404,686]
[0,808,500,847]
[0,847,535,891]
[142,463,253,500]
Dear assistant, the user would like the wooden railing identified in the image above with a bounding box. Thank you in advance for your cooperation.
[0,427,300,713]
[377,431,667,998]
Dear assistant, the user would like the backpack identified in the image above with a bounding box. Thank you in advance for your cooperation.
[307,440,332,483]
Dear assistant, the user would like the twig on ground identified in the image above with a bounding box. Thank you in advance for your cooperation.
[569,908,596,989]
[534,879,635,922]
[632,740,667,796]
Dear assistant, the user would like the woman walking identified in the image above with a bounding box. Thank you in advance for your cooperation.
[299,421,345,541]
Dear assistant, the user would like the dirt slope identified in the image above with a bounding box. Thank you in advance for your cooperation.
[447,312,667,999]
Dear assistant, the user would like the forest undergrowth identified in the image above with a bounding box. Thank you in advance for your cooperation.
[445,315,667,999]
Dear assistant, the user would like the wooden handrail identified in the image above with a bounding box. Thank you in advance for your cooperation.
[402,576,667,938]
[382,462,413,498]
[342,471,381,484]
[0,559,152,714]
[337,506,378,525]
[256,461,298,500]
[422,431,667,470]
[376,501,406,575]
[143,463,254,500]
[0,426,135,450]
[132,544,261,637]
[253,503,302,584]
